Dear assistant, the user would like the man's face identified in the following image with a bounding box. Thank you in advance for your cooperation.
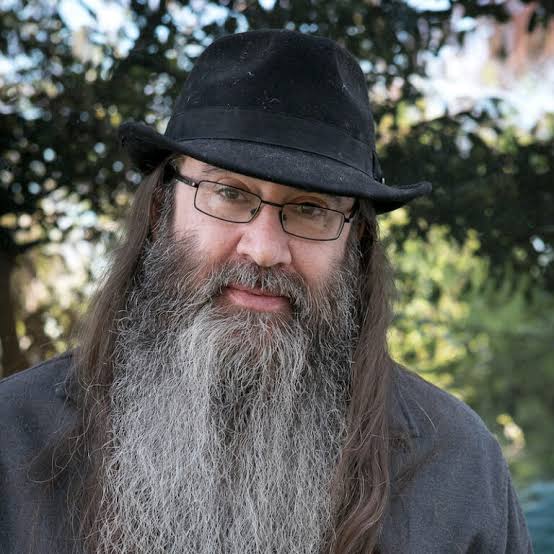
[93,158,363,553]
[173,156,356,314]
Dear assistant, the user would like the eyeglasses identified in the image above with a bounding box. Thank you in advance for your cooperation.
[169,169,358,241]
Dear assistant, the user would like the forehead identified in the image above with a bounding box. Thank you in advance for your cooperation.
[179,157,355,209]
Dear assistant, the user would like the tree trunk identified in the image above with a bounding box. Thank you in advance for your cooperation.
[0,250,27,378]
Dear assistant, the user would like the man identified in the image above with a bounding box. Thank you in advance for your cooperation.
[0,30,531,553]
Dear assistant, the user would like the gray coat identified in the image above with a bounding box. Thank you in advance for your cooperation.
[0,353,533,553]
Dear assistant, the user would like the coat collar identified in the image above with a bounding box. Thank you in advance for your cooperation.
[390,365,423,439]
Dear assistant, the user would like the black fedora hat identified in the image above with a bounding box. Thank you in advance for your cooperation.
[119,29,431,214]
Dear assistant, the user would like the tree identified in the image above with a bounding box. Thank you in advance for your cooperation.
[1,0,553,482]
[384,215,554,479]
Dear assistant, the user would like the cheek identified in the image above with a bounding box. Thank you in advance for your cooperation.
[291,239,348,284]
[177,215,242,263]
[198,222,238,257]
[172,188,194,236]
[173,190,230,248]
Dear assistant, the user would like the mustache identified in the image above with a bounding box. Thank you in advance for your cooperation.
[198,258,312,312]
[138,231,346,324]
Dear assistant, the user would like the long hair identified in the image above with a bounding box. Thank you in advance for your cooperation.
[328,199,396,553]
[67,157,398,553]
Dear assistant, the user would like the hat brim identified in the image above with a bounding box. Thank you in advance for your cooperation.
[119,121,431,214]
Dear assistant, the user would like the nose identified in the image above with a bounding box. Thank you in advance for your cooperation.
[235,204,292,267]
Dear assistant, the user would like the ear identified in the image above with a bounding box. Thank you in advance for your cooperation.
[356,221,366,240]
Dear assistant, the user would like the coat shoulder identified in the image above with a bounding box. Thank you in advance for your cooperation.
[0,352,75,450]
[0,352,73,405]
[392,365,497,451]
[0,353,77,554]
[386,365,533,553]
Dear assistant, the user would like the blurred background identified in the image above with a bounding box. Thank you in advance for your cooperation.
[1,0,553,549]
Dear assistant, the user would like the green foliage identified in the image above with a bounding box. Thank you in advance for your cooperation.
[383,115,554,290]
[384,213,554,482]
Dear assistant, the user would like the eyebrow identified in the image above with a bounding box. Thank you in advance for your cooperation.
[303,191,354,212]
[199,166,353,210]
[320,193,353,209]
[200,166,227,177]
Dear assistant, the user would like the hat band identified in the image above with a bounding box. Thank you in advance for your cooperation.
[165,107,374,174]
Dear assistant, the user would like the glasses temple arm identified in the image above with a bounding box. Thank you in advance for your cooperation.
[172,171,199,189]
[343,199,360,223]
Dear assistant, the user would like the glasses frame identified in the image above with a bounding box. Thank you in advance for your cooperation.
[170,169,359,242]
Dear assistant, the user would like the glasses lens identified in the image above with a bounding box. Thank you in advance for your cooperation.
[282,204,343,240]
[195,181,260,222]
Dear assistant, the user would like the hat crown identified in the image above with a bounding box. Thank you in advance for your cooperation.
[118,29,432,212]
[173,30,374,145]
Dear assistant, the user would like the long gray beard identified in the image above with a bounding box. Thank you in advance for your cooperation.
[94,231,360,554]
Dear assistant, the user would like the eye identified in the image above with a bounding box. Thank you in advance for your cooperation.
[215,185,249,202]
[295,203,327,218]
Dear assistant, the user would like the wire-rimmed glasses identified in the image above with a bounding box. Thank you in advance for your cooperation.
[169,169,358,241]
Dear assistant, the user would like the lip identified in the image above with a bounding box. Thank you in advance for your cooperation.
[229,284,283,297]
[224,285,290,312]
